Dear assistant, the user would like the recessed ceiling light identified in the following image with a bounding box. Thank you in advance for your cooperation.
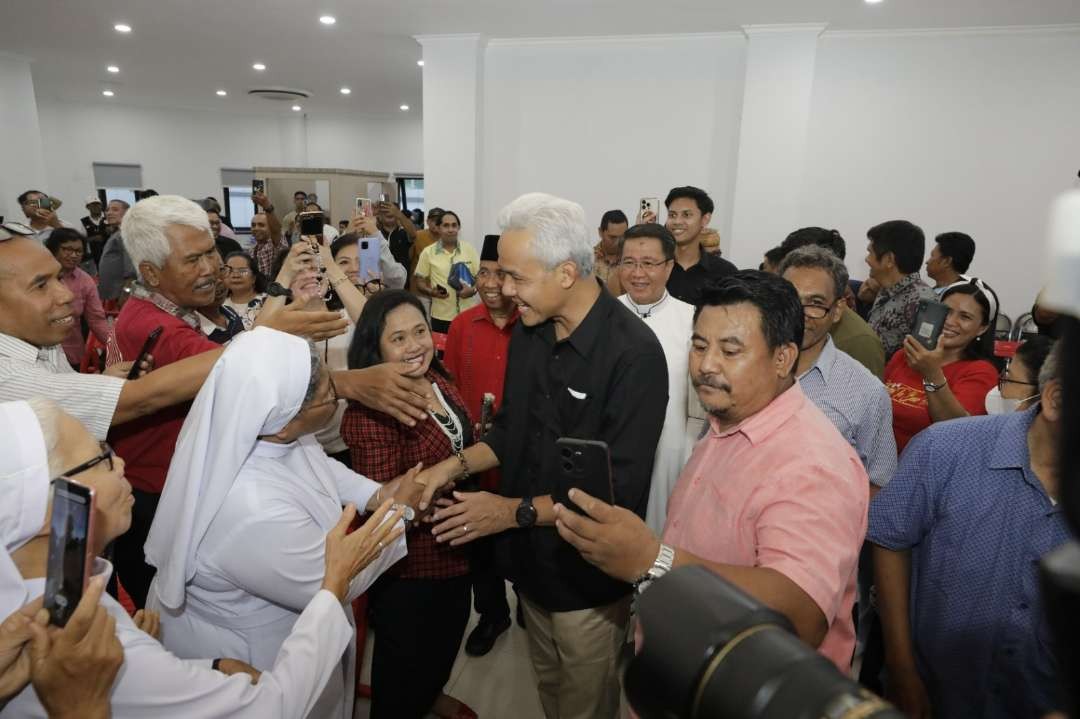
[417,60,425,67]
[399,104,409,111]
[216,90,227,96]
[292,105,302,112]
[340,87,351,95]
[114,23,132,33]
[252,62,267,71]
[102,90,115,97]
[865,0,884,4]
[319,15,336,25]
[106,65,120,73]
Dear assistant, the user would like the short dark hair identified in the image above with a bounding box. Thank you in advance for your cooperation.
[224,251,268,293]
[867,220,925,274]
[694,270,804,352]
[347,290,449,380]
[304,202,323,212]
[45,228,86,256]
[427,207,445,219]
[439,211,461,227]
[778,245,850,302]
[763,246,786,266]
[293,190,308,199]
[941,279,999,361]
[330,233,358,259]
[780,227,846,261]
[934,232,976,274]
[214,236,243,260]
[17,190,44,206]
[664,186,714,216]
[1014,335,1055,383]
[618,223,675,261]
[599,209,629,231]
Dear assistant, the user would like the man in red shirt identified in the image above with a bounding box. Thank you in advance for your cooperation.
[443,234,519,656]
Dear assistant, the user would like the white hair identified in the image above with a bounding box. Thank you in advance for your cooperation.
[1038,340,1062,393]
[496,192,594,275]
[121,195,212,276]
[26,397,64,475]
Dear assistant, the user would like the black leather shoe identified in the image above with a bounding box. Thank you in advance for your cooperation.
[464,616,511,657]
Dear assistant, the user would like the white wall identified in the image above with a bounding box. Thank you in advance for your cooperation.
[34,98,422,227]
[480,34,747,240]
[0,54,47,223]
[801,27,1080,318]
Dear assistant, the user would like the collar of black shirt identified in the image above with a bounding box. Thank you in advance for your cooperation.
[537,287,616,358]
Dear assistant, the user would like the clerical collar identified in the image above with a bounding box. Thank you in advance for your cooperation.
[625,291,669,319]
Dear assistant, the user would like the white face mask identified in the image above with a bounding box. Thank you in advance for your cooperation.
[984,386,1038,415]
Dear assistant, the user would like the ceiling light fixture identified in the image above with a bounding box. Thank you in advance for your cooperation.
[216,90,227,96]
[114,23,132,33]
[400,104,409,111]
[102,90,115,97]
[417,60,425,67]
[253,62,267,71]
[292,105,302,111]
[319,15,336,25]
[864,0,884,4]
[340,87,351,95]
[107,65,120,73]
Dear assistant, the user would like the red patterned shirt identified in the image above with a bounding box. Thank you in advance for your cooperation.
[341,370,472,580]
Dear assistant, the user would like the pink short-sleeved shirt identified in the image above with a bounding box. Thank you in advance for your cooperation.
[663,382,869,670]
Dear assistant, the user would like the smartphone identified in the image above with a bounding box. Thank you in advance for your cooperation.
[379,193,389,203]
[639,197,659,221]
[554,438,615,514]
[435,284,449,298]
[44,479,96,627]
[252,179,265,196]
[358,237,381,282]
[480,393,495,434]
[299,210,323,238]
[355,197,373,217]
[912,299,950,350]
[95,347,106,374]
[127,326,163,379]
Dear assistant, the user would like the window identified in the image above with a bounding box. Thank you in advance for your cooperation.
[92,163,142,209]
[396,177,424,212]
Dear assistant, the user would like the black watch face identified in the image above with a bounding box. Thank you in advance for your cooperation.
[516,501,537,528]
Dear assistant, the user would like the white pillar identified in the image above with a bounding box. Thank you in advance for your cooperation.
[415,34,485,250]
[728,24,826,269]
[0,52,48,222]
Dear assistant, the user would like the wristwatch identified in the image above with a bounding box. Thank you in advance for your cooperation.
[922,376,948,393]
[515,497,537,528]
[633,543,675,594]
[266,281,293,299]
[391,502,416,522]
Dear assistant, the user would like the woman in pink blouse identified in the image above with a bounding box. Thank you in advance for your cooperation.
[46,228,110,367]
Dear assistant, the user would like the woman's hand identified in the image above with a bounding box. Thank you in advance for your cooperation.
[322,502,406,601]
[902,335,946,383]
[132,609,160,640]
[370,463,426,511]
[348,212,379,237]
[0,598,42,702]
[275,242,316,287]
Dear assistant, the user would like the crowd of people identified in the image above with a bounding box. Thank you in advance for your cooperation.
[0,180,1070,719]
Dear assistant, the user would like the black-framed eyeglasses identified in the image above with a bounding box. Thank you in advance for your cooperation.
[998,370,1037,393]
[618,259,672,272]
[362,278,385,293]
[58,442,114,479]
[802,299,838,320]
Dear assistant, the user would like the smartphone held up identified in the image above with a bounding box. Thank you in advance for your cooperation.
[44,478,97,627]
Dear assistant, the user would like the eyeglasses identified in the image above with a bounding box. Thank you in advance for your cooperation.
[998,370,1037,393]
[58,442,115,479]
[307,373,341,411]
[362,278,384,293]
[619,259,672,272]
[802,300,838,320]
[224,267,252,276]
[59,246,85,256]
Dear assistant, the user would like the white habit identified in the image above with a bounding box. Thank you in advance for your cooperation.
[618,293,694,534]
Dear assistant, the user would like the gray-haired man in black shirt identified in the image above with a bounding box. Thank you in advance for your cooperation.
[417,192,668,719]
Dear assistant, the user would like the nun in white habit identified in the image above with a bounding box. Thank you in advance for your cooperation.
[1,397,368,718]
[146,327,409,719]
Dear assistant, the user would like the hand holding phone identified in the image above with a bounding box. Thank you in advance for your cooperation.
[638,197,659,224]
[434,285,449,299]
[127,326,163,380]
[355,197,373,217]
[44,479,97,627]
[554,438,615,514]
[911,299,950,350]
[298,211,323,238]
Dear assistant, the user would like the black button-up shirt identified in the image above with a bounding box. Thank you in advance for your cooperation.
[483,289,668,612]
[666,247,738,305]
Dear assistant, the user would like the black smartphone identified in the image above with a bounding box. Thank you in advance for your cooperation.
[44,479,96,627]
[299,210,323,237]
[127,326,163,379]
[435,284,449,298]
[252,179,265,212]
[912,299,950,350]
[554,438,614,514]
[95,347,106,374]
[480,393,495,434]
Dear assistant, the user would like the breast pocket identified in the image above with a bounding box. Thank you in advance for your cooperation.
[556,387,595,436]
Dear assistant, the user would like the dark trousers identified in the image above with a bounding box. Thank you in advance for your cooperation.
[113,489,160,609]
[471,536,510,621]
[369,574,470,719]
[430,318,452,334]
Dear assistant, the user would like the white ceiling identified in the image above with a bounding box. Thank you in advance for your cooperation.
[5,0,1079,118]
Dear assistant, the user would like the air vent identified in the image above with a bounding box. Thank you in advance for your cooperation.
[247,87,311,102]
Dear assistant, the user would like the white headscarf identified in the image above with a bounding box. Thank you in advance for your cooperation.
[0,401,51,619]
[145,327,314,610]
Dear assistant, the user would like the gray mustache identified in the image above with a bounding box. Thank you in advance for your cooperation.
[691,376,731,393]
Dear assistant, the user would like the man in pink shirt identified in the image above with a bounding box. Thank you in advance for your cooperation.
[45,228,110,366]
[555,271,868,670]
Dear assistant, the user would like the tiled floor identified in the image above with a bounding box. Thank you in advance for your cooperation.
[354,587,546,719]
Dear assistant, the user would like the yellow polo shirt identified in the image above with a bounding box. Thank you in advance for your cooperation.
[414,240,480,322]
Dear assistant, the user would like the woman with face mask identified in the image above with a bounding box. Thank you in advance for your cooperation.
[985,335,1054,414]
[883,278,1001,452]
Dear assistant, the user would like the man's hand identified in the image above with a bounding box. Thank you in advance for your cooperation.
[430,491,515,546]
[885,664,932,719]
[252,191,271,210]
[0,598,42,702]
[902,335,946,382]
[33,208,62,228]
[215,658,261,684]
[257,300,348,341]
[105,354,154,379]
[348,212,379,237]
[458,285,477,299]
[274,242,316,287]
[638,208,657,224]
[132,609,160,640]
[553,489,659,583]
[322,502,405,601]
[26,575,123,719]
[333,363,432,426]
